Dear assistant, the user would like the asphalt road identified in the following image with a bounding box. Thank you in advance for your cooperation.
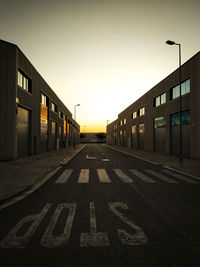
[0,144,200,267]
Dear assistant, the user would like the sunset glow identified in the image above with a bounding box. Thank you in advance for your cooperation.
[1,0,200,132]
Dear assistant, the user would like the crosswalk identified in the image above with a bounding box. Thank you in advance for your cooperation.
[54,168,199,185]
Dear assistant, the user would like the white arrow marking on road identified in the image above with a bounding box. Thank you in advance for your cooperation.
[86,155,96,159]
[80,202,109,247]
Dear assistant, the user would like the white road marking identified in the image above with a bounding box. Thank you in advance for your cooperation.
[55,169,73,184]
[113,169,134,183]
[109,202,148,245]
[86,155,96,159]
[129,169,156,183]
[1,204,51,248]
[145,170,178,184]
[80,202,109,247]
[163,170,199,184]
[78,169,89,183]
[41,203,76,248]
[97,169,111,183]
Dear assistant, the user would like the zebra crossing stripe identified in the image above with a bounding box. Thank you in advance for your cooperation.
[78,169,89,183]
[55,169,73,184]
[129,169,156,183]
[162,170,199,184]
[113,169,134,183]
[145,170,178,184]
[97,169,111,183]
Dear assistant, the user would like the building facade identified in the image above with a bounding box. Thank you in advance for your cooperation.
[107,51,200,160]
[0,40,80,160]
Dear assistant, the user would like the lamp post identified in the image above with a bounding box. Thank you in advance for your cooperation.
[166,40,182,163]
[74,104,80,121]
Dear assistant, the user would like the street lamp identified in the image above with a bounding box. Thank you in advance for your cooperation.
[74,104,80,121]
[166,40,182,163]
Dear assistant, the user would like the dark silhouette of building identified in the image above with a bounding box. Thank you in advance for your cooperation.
[0,39,80,160]
[107,51,200,160]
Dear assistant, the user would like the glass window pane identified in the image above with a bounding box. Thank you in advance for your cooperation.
[161,93,166,104]
[181,82,186,95]
[173,85,180,99]
[154,116,166,128]
[185,79,190,94]
[156,96,160,107]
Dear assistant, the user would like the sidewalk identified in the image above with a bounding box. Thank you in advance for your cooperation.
[104,144,200,179]
[0,144,86,203]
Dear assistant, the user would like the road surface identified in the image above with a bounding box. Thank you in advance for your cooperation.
[0,144,200,266]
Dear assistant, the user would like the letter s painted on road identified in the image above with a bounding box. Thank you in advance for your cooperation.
[108,202,148,245]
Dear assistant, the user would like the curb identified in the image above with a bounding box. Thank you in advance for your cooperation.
[0,144,87,211]
[162,165,200,181]
[105,144,200,180]
[104,144,160,166]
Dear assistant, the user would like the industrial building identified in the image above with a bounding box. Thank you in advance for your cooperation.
[0,39,80,160]
[107,51,200,160]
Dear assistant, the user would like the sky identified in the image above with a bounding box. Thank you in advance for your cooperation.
[0,0,200,132]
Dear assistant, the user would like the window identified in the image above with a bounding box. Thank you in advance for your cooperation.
[131,112,137,119]
[161,93,166,104]
[154,92,166,107]
[132,125,136,134]
[124,119,126,125]
[138,124,145,133]
[171,79,190,100]
[154,117,166,128]
[52,102,57,113]
[18,70,31,93]
[171,110,190,127]
[172,85,179,99]
[120,120,123,126]
[181,79,190,95]
[41,93,47,106]
[139,107,145,116]
[155,96,160,107]
[59,110,63,119]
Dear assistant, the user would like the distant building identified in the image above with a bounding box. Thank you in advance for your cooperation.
[80,133,106,143]
[107,51,200,160]
[0,39,80,160]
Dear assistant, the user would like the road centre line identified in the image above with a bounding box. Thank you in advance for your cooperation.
[78,169,89,183]
[55,169,73,184]
[129,169,156,183]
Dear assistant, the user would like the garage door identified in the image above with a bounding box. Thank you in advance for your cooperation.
[17,107,30,158]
